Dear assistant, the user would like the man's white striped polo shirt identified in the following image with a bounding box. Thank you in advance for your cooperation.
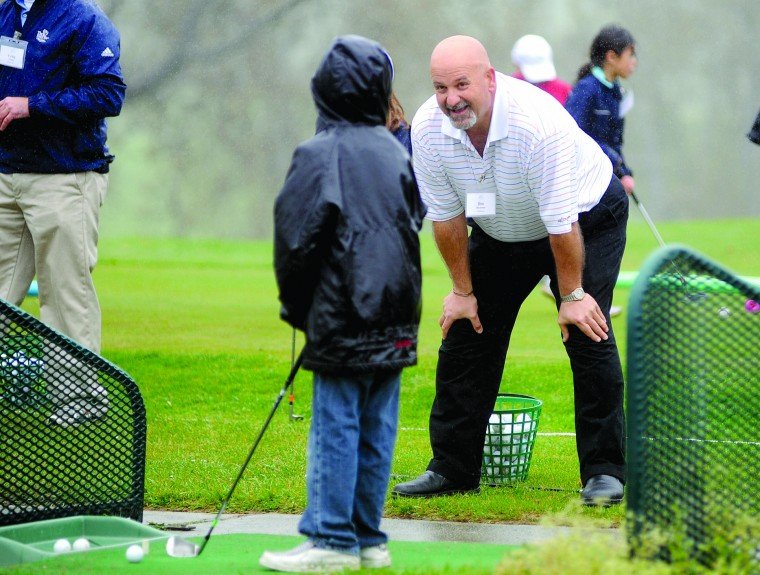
[411,72,613,242]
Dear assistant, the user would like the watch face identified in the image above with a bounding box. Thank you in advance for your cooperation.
[562,288,585,302]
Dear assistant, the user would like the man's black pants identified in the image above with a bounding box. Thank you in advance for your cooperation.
[426,176,629,487]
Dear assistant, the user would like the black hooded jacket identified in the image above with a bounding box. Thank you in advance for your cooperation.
[274,36,426,374]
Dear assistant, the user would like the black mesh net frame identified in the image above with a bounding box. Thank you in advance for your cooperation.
[0,298,146,526]
[626,245,759,565]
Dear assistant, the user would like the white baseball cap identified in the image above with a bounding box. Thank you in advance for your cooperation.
[511,34,557,83]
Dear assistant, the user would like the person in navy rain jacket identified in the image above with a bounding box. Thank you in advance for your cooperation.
[565,25,637,195]
[387,91,413,156]
[0,0,126,427]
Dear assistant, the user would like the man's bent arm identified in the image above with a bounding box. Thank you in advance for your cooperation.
[550,223,608,342]
[549,223,584,297]
[433,214,472,294]
[432,214,483,338]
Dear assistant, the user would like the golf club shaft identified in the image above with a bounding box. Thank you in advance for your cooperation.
[289,328,303,420]
[197,349,304,555]
[630,191,666,248]
[629,191,695,289]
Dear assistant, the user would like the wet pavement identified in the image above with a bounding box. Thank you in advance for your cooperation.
[142,510,620,546]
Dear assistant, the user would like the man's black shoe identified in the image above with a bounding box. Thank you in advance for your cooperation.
[392,471,480,498]
[581,474,624,506]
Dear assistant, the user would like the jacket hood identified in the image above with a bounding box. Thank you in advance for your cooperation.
[311,35,392,128]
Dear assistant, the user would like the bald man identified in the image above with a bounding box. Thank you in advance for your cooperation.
[392,36,628,505]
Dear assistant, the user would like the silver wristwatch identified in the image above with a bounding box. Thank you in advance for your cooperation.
[560,287,586,303]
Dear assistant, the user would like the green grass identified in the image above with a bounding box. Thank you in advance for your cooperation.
[18,218,760,528]
[3,534,517,574]
[494,520,758,575]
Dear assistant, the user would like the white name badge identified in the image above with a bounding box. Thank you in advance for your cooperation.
[465,190,496,217]
[0,36,27,69]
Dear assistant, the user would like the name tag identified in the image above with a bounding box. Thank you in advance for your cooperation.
[465,178,497,217]
[465,191,496,217]
[0,36,27,69]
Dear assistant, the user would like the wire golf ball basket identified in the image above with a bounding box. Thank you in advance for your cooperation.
[481,393,542,485]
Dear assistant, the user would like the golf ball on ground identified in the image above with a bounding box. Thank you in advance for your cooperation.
[53,538,71,553]
[72,537,91,551]
[718,307,731,318]
[126,544,144,563]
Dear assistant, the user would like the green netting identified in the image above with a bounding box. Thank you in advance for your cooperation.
[0,298,146,526]
[626,245,760,566]
[481,393,542,485]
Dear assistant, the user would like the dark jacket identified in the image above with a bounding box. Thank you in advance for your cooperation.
[748,108,760,145]
[392,121,412,156]
[0,0,126,174]
[566,74,632,178]
[274,35,426,374]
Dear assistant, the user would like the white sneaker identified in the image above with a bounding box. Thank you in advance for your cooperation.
[259,541,360,573]
[360,544,391,568]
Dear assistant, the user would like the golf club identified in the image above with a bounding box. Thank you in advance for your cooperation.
[629,191,666,248]
[629,191,706,301]
[165,350,304,558]
[289,328,304,421]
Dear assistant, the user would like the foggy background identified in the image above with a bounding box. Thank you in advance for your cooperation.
[99,0,760,239]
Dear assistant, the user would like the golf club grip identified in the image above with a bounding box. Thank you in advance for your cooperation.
[197,349,305,554]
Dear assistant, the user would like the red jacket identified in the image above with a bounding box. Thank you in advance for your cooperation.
[512,72,572,106]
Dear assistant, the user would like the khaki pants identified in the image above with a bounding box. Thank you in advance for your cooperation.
[0,171,107,354]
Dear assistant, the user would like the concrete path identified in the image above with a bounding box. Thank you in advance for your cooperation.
[142,510,620,546]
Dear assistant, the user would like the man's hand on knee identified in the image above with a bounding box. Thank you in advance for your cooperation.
[558,295,608,342]
[439,290,483,339]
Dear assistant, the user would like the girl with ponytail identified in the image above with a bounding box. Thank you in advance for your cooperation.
[566,25,637,195]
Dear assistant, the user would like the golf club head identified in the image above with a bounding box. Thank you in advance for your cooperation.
[289,399,304,421]
[683,291,708,303]
[165,535,200,558]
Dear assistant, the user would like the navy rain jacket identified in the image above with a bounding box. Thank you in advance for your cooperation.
[274,35,426,374]
[565,74,632,178]
[0,0,126,174]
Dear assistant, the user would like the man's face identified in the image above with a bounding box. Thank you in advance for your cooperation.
[431,64,495,132]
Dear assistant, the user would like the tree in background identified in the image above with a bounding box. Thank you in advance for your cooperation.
[100,0,760,239]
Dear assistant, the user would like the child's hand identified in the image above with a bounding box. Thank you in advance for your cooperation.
[620,175,635,195]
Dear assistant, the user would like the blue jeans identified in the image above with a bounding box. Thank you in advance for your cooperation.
[298,369,400,553]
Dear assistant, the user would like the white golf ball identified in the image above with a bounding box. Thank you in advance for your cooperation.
[718,307,731,318]
[53,538,72,553]
[72,537,91,551]
[126,543,144,563]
